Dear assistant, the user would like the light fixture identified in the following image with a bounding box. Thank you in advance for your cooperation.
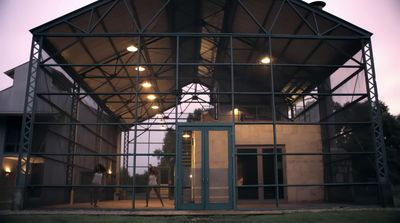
[4,166,11,176]
[147,94,156,101]
[182,132,191,138]
[127,45,138,52]
[107,168,112,175]
[260,56,271,64]
[151,105,159,110]
[189,174,193,178]
[135,66,146,72]
[141,81,152,88]
[234,108,240,115]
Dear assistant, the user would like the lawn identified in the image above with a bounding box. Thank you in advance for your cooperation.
[1,210,399,223]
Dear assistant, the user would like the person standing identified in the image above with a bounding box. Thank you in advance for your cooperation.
[90,164,105,207]
[145,165,164,207]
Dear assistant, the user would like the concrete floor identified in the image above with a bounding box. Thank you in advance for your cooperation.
[36,198,379,211]
[42,199,175,209]
[236,200,375,209]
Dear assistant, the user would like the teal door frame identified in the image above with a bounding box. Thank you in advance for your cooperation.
[176,123,233,210]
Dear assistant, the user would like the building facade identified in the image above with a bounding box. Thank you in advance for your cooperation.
[0,0,392,210]
[0,63,120,208]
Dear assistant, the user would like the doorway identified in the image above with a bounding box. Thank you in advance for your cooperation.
[237,147,284,201]
[176,125,233,209]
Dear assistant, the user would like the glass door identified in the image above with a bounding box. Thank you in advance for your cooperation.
[176,125,233,210]
[179,129,203,209]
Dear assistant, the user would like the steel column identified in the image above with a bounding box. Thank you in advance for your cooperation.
[95,106,103,164]
[66,81,80,204]
[123,130,129,170]
[13,36,43,210]
[131,35,142,209]
[362,40,393,206]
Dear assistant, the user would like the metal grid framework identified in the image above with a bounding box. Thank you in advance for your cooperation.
[13,0,391,209]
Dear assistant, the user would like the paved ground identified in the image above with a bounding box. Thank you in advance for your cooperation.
[1,209,400,223]
[5,199,386,211]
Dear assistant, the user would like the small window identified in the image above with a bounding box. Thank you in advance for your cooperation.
[4,117,22,153]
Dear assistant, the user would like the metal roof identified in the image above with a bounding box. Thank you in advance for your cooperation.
[30,0,372,123]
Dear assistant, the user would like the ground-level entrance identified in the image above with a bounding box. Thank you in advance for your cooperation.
[176,124,233,210]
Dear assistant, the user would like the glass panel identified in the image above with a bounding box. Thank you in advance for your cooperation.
[208,130,229,203]
[181,130,202,204]
[234,94,273,122]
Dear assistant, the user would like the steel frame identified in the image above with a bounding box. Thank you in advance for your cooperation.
[13,37,43,210]
[362,40,391,206]
[122,131,129,170]
[13,0,391,210]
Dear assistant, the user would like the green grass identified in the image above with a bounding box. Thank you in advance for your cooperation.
[1,211,399,223]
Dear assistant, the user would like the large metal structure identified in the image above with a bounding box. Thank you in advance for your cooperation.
[12,0,391,210]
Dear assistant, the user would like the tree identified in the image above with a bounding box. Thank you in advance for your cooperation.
[187,108,203,122]
[153,129,176,198]
[380,102,400,186]
[152,108,205,198]
[334,101,376,182]
[332,101,400,185]
[154,129,176,167]
[153,108,204,164]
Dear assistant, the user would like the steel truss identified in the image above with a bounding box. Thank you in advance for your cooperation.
[122,131,129,170]
[13,37,43,210]
[362,40,392,206]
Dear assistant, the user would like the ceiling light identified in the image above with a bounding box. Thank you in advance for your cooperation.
[234,108,240,115]
[260,56,271,64]
[182,132,191,138]
[141,81,152,88]
[135,66,146,72]
[147,94,156,101]
[127,45,138,52]
[151,105,159,110]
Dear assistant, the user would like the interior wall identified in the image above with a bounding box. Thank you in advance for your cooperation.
[208,130,229,203]
[235,124,324,203]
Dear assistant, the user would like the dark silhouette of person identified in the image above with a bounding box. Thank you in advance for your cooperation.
[145,165,164,207]
[90,164,106,207]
